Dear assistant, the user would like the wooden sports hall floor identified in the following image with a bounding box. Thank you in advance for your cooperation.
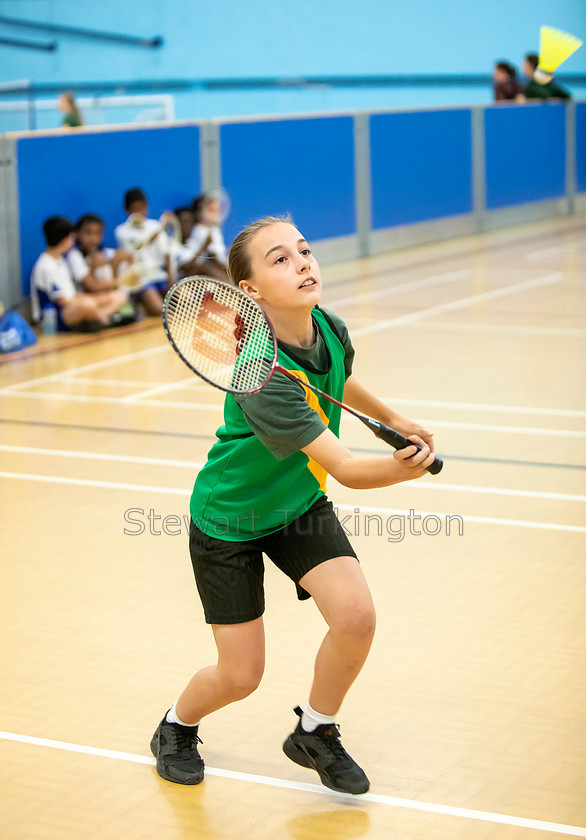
[1,216,585,840]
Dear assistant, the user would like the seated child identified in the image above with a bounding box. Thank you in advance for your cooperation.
[188,192,229,282]
[174,206,196,245]
[114,188,171,316]
[172,205,207,279]
[31,216,130,332]
[67,213,136,325]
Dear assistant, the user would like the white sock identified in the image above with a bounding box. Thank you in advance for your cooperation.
[300,703,336,733]
[166,702,200,727]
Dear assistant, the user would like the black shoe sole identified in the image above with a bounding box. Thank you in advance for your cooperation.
[150,733,204,785]
[109,316,137,328]
[282,736,369,795]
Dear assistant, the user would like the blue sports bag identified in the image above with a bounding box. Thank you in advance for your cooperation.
[0,309,38,353]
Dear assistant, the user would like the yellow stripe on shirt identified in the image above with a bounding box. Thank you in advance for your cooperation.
[286,368,329,493]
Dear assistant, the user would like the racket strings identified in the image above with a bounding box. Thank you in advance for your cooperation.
[165,279,275,393]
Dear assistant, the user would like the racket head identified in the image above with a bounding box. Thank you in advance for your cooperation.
[160,211,182,244]
[117,266,143,291]
[118,214,169,290]
[124,212,152,252]
[209,188,231,224]
[127,212,147,229]
[162,275,277,395]
[194,189,231,226]
[117,261,163,291]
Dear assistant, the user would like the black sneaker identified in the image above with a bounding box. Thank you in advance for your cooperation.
[109,311,137,328]
[74,319,104,333]
[150,713,205,785]
[282,706,370,795]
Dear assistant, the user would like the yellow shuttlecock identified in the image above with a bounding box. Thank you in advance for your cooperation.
[535,26,583,84]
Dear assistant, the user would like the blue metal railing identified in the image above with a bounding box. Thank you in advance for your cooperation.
[0,35,56,51]
[0,15,162,48]
[0,75,585,98]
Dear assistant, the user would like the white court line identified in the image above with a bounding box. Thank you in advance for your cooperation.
[0,390,221,411]
[351,273,563,338]
[0,445,203,470]
[4,390,586,439]
[0,344,169,393]
[334,503,586,534]
[326,269,469,308]
[0,472,189,496]
[51,378,586,420]
[343,414,586,438]
[1,472,585,532]
[380,397,586,420]
[394,482,586,503]
[526,244,565,261]
[407,321,586,338]
[120,375,199,402]
[56,376,170,388]
[50,375,208,393]
[1,446,583,503]
[0,731,584,837]
[409,419,586,438]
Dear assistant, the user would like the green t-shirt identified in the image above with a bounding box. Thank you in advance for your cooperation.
[62,111,82,127]
[235,309,354,459]
[191,307,353,541]
[525,79,571,100]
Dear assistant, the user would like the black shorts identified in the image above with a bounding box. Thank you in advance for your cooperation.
[189,495,358,625]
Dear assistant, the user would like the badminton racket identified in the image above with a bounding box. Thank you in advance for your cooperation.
[210,187,231,224]
[118,212,183,291]
[162,276,443,475]
[193,189,232,226]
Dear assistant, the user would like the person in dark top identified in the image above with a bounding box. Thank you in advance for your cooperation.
[58,92,83,128]
[493,62,524,101]
[523,53,571,101]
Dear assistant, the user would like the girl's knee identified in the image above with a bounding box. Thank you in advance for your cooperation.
[332,602,376,643]
[212,618,265,702]
[222,666,264,701]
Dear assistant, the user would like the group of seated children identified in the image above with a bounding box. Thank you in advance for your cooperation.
[31,215,135,333]
[31,188,229,333]
[493,54,571,102]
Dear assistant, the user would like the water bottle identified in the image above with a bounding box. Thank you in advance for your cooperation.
[42,304,57,336]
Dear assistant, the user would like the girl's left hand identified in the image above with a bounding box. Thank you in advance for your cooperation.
[387,413,435,453]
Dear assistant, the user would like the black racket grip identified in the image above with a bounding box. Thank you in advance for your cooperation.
[361,417,443,475]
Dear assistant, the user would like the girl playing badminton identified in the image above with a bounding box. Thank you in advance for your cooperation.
[151,216,436,794]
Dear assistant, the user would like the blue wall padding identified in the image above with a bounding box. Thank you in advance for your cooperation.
[370,109,473,229]
[484,104,566,209]
[576,103,586,194]
[220,116,356,245]
[13,102,582,299]
[17,125,200,294]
